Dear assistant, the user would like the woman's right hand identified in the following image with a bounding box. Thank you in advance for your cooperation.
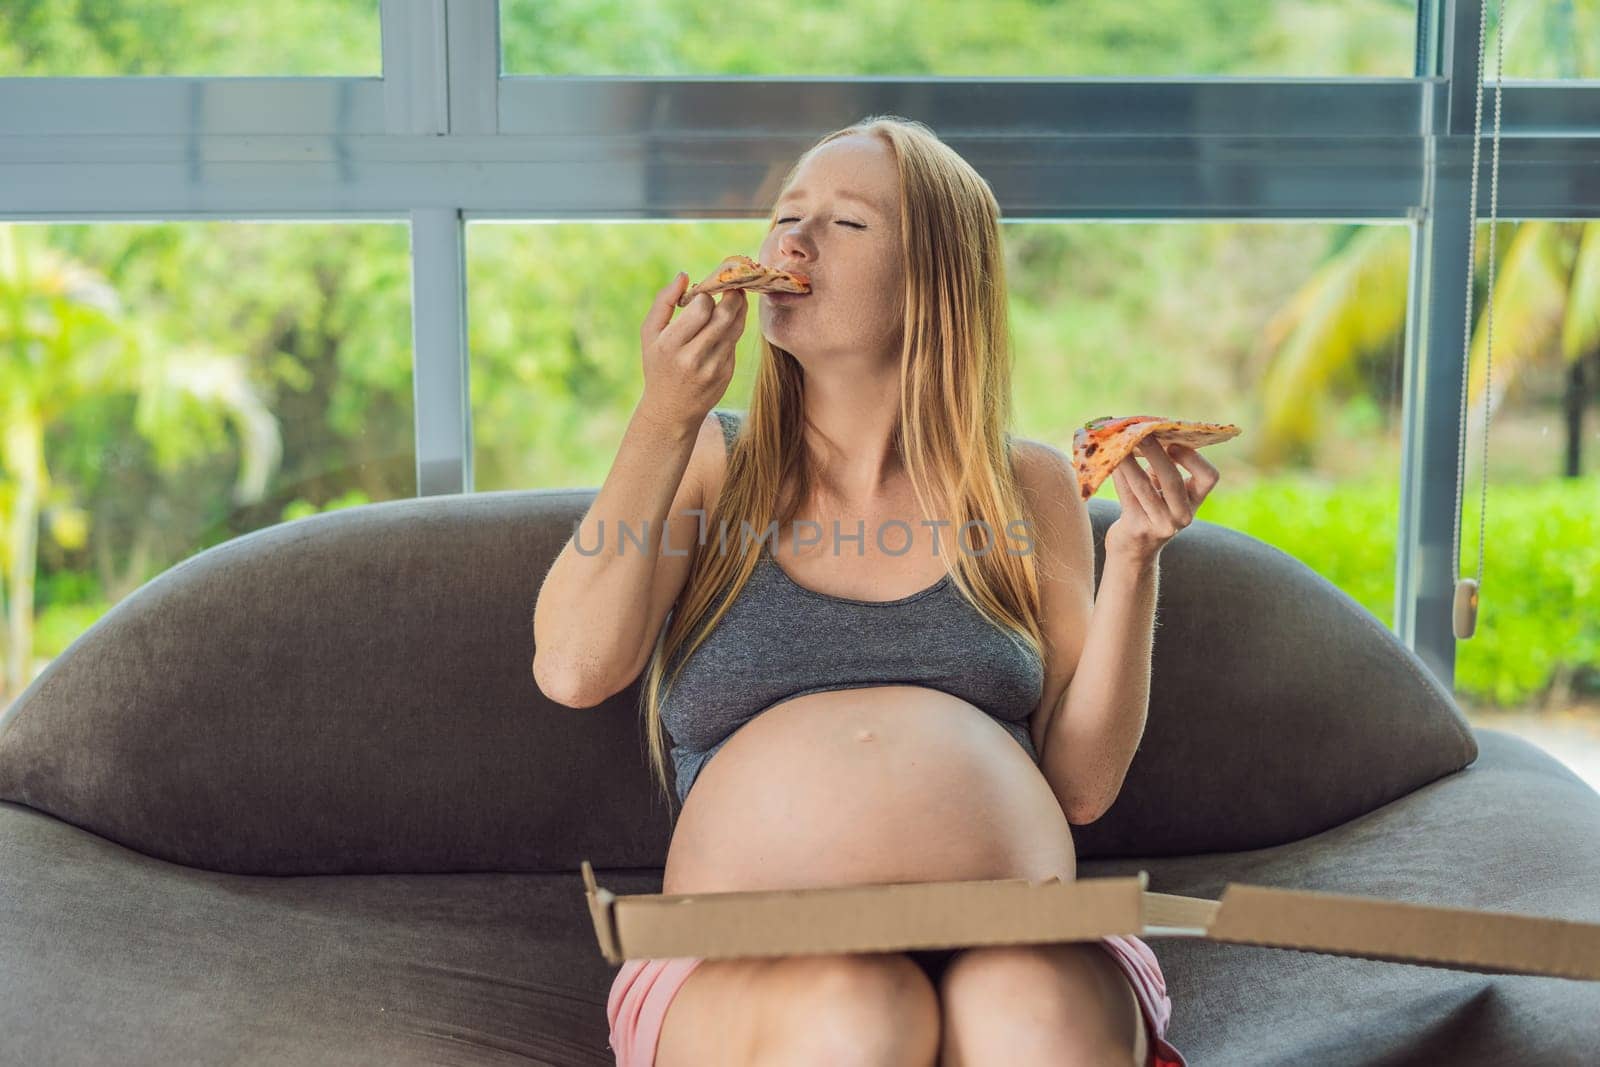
[638,272,748,432]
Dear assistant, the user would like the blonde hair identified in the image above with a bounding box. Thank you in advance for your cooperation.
[637,115,1046,811]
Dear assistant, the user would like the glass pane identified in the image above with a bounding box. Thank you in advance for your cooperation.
[0,221,412,713]
[1454,219,1600,790]
[466,217,1408,623]
[1,0,381,76]
[501,0,1420,77]
[1485,0,1600,81]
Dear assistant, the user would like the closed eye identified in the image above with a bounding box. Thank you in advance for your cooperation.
[776,218,865,229]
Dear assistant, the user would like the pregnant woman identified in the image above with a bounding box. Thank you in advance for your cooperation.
[533,116,1214,1066]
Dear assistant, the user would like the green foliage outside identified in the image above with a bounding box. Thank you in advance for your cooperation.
[1187,474,1600,711]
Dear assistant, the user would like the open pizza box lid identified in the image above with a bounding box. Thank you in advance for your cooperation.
[579,861,1600,980]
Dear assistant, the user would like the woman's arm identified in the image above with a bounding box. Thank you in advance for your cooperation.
[1038,551,1159,826]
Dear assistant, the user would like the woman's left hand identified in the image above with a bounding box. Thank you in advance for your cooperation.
[1103,438,1219,565]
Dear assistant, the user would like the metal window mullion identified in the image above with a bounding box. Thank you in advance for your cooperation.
[384,0,459,496]
[445,0,500,135]
[380,0,449,136]
[386,1,494,496]
[410,207,472,495]
[1398,0,1486,692]
[3,81,1598,218]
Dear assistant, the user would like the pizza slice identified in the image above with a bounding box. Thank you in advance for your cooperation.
[1072,415,1242,500]
[678,254,812,307]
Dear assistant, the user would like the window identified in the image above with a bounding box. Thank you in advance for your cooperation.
[1,0,382,76]
[466,217,1411,624]
[500,0,1420,77]
[9,220,411,703]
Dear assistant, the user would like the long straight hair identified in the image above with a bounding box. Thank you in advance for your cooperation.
[637,115,1046,811]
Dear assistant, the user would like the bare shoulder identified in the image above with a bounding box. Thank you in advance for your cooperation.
[1006,436,1077,499]
[693,409,737,505]
[652,410,728,519]
[1005,435,1091,560]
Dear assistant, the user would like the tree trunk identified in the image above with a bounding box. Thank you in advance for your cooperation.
[1563,348,1589,478]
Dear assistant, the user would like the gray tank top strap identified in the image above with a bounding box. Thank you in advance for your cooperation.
[713,409,741,455]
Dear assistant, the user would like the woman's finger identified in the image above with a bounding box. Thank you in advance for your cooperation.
[1137,439,1190,516]
[1170,442,1220,502]
[710,286,747,335]
[659,291,717,348]
[684,291,746,360]
[1113,460,1155,522]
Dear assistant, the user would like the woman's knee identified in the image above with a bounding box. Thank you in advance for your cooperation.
[939,943,1145,1066]
[754,952,941,1067]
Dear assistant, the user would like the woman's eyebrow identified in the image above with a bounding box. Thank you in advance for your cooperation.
[779,188,884,214]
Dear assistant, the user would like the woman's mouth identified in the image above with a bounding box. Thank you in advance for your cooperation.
[766,291,811,303]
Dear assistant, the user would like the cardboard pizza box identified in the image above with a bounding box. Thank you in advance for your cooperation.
[579,861,1600,981]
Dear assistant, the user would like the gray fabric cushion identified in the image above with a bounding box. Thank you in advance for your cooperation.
[1070,499,1479,858]
[2,729,1594,1065]
[0,798,619,1065]
[1083,728,1600,1063]
[0,490,677,875]
[0,491,1475,872]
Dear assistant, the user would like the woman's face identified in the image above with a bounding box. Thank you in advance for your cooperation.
[757,134,905,369]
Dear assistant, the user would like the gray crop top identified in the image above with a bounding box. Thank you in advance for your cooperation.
[658,410,1046,806]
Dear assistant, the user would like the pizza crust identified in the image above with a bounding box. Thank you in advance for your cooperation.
[678,254,812,307]
[1072,415,1241,500]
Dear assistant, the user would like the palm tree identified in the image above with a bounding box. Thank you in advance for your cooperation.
[1254,0,1600,477]
[1255,220,1600,479]
[0,224,281,704]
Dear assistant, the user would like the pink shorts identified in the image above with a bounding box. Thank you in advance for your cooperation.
[605,934,1185,1066]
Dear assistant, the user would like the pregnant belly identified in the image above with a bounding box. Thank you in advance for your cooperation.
[661,686,1077,896]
